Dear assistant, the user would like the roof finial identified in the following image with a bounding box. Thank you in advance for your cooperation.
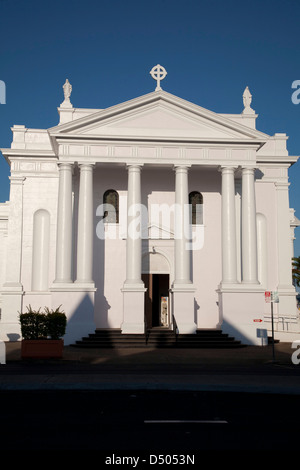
[150,64,167,91]
[61,79,73,108]
[242,86,254,114]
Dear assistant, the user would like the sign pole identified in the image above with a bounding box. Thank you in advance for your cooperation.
[271,300,275,362]
[265,290,278,363]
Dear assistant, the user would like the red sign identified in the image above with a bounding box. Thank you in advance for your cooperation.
[265,291,271,303]
[253,319,263,322]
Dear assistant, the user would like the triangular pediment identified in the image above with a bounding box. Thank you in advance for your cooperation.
[143,223,174,240]
[49,90,269,143]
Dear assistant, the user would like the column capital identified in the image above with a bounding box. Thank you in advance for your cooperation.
[126,163,144,170]
[218,165,238,174]
[241,165,257,173]
[77,162,95,174]
[57,161,73,171]
[173,164,191,172]
[77,162,95,168]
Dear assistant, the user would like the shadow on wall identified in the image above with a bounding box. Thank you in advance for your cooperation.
[64,293,95,345]
[7,333,20,341]
[4,296,95,346]
[194,298,200,325]
[93,208,112,329]
[221,317,268,346]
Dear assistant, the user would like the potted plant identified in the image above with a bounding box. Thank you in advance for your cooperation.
[19,305,67,359]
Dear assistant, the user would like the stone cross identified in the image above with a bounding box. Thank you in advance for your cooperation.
[150,64,167,91]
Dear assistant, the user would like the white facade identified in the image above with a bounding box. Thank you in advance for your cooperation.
[0,72,299,345]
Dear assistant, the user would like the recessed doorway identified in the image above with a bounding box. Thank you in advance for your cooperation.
[142,273,170,328]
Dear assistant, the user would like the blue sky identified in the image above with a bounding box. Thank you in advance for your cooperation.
[0,0,300,256]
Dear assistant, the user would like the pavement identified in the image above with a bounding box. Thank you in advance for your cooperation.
[1,340,300,394]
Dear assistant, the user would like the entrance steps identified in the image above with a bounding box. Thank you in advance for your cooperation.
[71,327,244,349]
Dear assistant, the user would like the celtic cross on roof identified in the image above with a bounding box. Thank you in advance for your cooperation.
[150,64,167,91]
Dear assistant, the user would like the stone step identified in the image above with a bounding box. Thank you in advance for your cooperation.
[71,327,244,348]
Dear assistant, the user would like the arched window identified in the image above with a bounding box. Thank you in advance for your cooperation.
[189,191,203,225]
[103,189,119,223]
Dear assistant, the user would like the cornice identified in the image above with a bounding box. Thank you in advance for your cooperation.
[256,155,299,165]
[52,133,265,148]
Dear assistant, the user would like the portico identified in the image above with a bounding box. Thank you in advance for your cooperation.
[49,154,263,340]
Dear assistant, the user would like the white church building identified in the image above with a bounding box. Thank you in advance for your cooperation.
[0,65,299,346]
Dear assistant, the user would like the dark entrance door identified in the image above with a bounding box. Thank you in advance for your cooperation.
[142,274,169,328]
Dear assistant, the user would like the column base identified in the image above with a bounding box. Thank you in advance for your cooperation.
[74,280,96,289]
[123,280,145,290]
[241,280,260,285]
[219,282,264,292]
[171,284,197,334]
[121,285,146,334]
[52,279,73,286]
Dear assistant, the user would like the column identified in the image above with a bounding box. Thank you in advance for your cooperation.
[54,162,73,284]
[124,164,144,286]
[220,166,238,285]
[219,167,267,346]
[75,163,94,285]
[171,165,196,334]
[241,166,259,284]
[121,164,146,334]
[173,165,192,286]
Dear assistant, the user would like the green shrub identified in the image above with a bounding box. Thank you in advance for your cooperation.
[19,305,67,340]
[44,306,67,340]
[19,306,48,340]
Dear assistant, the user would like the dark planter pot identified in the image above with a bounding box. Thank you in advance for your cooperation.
[21,339,64,359]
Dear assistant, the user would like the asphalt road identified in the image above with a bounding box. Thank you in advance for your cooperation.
[0,389,299,452]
